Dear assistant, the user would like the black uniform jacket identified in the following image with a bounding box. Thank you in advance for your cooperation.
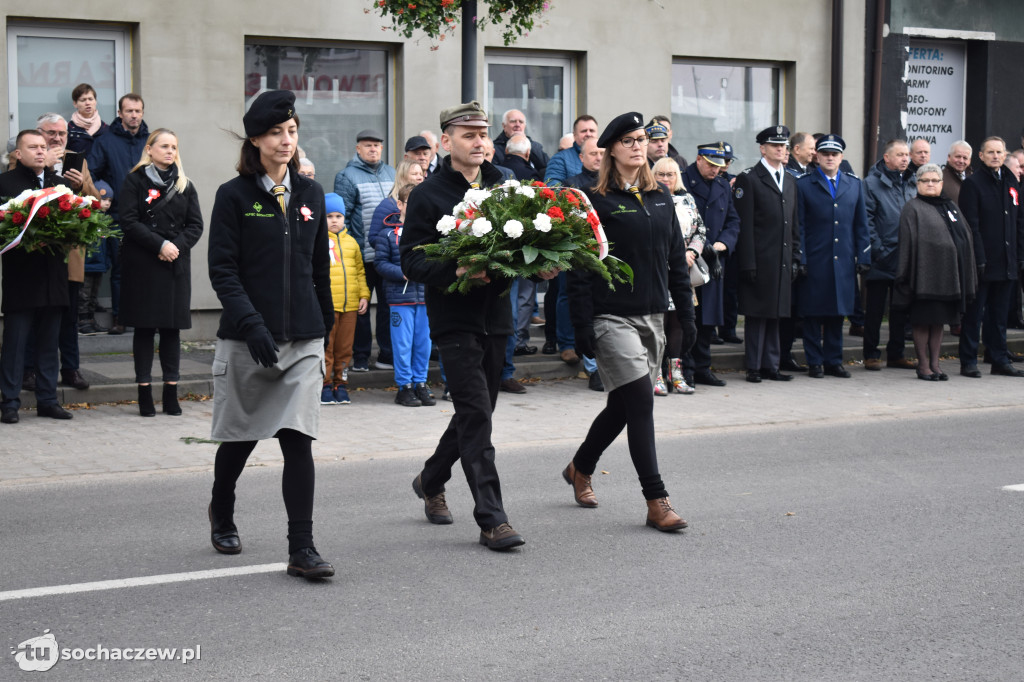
[0,163,67,314]
[957,166,1024,282]
[400,156,514,339]
[568,183,693,327]
[733,162,801,318]
[208,169,333,342]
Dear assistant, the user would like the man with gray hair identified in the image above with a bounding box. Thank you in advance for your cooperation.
[492,108,548,175]
[419,129,439,173]
[943,140,973,204]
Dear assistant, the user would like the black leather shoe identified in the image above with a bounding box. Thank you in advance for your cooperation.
[1,408,19,424]
[709,334,725,345]
[824,364,851,378]
[21,371,36,392]
[61,369,90,390]
[779,357,806,372]
[693,371,726,387]
[513,345,538,356]
[807,364,824,378]
[761,369,793,381]
[208,503,241,554]
[37,403,73,419]
[745,370,762,383]
[960,365,982,378]
[588,370,604,392]
[917,371,938,381]
[287,547,335,579]
[991,363,1024,377]
[721,334,743,344]
[541,341,557,355]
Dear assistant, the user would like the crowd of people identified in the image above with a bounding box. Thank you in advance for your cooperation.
[2,83,1024,574]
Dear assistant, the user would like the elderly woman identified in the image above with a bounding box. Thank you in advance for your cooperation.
[66,83,108,156]
[563,112,696,532]
[652,156,707,395]
[893,163,976,380]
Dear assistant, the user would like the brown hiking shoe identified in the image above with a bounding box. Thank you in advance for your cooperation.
[479,522,525,550]
[562,462,598,508]
[645,497,688,532]
[412,474,453,524]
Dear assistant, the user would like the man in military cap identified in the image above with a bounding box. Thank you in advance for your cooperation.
[795,134,870,378]
[646,122,670,167]
[681,142,741,386]
[401,101,557,551]
[733,125,801,383]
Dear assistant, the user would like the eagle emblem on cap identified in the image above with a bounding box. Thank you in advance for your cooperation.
[776,126,783,135]
[287,108,294,118]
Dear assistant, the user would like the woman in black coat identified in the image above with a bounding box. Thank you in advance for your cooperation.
[119,128,203,416]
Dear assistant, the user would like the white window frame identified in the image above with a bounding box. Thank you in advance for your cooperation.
[485,52,574,151]
[7,22,130,137]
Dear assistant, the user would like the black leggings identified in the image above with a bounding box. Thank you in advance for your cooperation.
[572,374,668,500]
[133,327,180,384]
[211,429,316,554]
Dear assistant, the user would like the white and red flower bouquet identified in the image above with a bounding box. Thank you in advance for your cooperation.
[418,179,633,294]
[0,185,118,257]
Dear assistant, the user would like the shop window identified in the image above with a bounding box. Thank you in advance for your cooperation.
[486,53,573,156]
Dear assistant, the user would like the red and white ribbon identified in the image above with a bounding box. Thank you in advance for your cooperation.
[300,205,313,221]
[0,186,77,255]
[146,189,161,204]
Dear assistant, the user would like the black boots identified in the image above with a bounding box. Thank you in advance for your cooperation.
[208,503,241,554]
[138,385,156,417]
[162,383,181,415]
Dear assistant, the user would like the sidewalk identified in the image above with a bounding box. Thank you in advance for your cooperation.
[22,321,1024,408]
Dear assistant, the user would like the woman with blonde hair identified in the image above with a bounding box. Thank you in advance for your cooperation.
[652,156,707,395]
[368,159,425,254]
[563,112,697,532]
[119,128,203,417]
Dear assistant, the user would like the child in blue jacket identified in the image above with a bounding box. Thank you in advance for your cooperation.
[375,184,434,407]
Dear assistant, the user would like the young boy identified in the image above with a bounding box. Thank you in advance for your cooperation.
[322,192,369,405]
[375,184,434,407]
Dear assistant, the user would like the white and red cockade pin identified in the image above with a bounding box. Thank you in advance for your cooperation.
[146,189,161,204]
[1010,188,1019,207]
[299,205,313,221]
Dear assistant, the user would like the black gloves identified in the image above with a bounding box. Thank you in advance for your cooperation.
[246,326,279,368]
[791,262,800,283]
[702,246,723,280]
[574,326,597,360]
[856,263,871,276]
[679,315,698,354]
[741,270,757,284]
[977,263,986,278]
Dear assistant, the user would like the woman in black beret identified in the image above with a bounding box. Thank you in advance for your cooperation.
[563,112,698,531]
[206,90,336,579]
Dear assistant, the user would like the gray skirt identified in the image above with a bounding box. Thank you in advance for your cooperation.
[592,313,665,393]
[210,338,325,442]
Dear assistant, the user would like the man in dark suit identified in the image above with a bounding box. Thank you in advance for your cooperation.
[786,131,815,176]
[957,136,1024,377]
[0,130,74,423]
[796,135,870,378]
[682,142,741,386]
[733,126,801,383]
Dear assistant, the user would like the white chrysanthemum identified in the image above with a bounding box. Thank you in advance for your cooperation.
[505,178,521,188]
[452,201,468,217]
[533,213,553,232]
[464,188,491,206]
[503,219,524,238]
[436,214,458,235]
[517,186,536,199]
[470,218,493,237]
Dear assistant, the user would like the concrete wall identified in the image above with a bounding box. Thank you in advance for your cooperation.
[1,0,866,336]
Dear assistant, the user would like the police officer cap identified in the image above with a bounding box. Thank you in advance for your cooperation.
[439,101,490,130]
[815,134,846,153]
[597,112,645,149]
[404,135,430,152]
[755,125,791,145]
[357,129,384,142]
[697,141,732,167]
[645,123,668,140]
[243,90,296,138]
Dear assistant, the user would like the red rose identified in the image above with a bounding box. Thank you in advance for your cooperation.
[78,208,91,219]
[540,188,555,200]
[11,211,24,224]
[92,200,101,210]
[563,191,580,205]
[36,205,50,219]
[532,180,545,187]
[58,199,73,211]
[547,206,565,221]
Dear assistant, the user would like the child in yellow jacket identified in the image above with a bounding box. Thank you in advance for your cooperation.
[322,192,369,405]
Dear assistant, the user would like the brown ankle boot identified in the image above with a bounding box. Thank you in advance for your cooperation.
[562,462,597,508]
[645,497,688,531]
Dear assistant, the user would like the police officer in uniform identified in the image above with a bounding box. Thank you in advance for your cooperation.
[795,134,870,378]
[681,142,741,385]
[733,126,801,382]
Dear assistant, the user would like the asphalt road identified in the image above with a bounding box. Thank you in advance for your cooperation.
[3,408,1022,681]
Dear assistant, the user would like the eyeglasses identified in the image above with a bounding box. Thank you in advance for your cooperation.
[918,178,942,184]
[619,135,650,148]
[654,172,678,178]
